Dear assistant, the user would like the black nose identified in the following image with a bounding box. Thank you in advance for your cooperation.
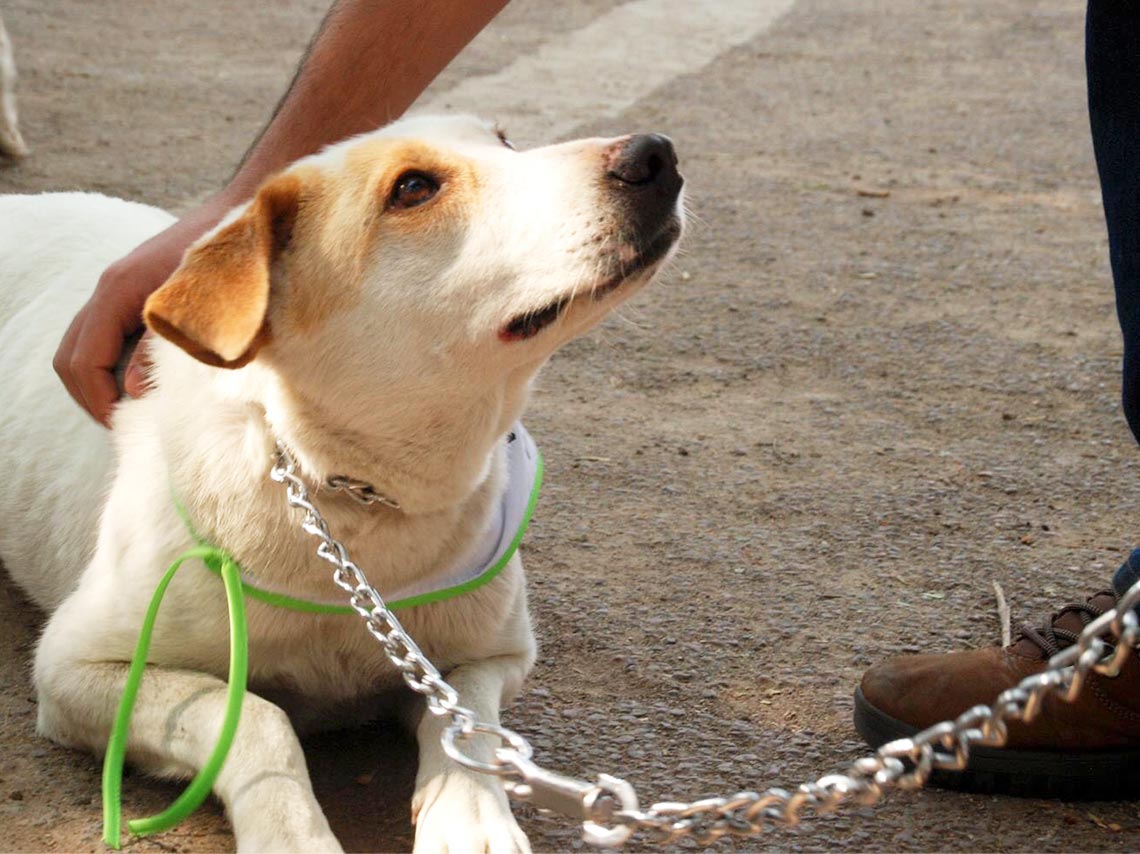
[607,134,680,188]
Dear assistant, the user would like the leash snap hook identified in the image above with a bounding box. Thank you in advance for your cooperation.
[502,753,637,848]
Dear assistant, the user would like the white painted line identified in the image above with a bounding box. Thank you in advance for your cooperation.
[414,0,798,143]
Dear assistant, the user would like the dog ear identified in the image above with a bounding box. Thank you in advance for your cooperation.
[144,172,302,368]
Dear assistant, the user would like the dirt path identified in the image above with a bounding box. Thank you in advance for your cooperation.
[3,1,1139,851]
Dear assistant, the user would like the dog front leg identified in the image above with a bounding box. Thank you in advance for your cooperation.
[412,652,533,854]
[35,647,342,853]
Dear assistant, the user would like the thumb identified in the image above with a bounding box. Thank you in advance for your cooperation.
[124,330,155,398]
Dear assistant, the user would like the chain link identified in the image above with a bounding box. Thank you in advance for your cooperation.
[270,443,1140,848]
[324,474,402,508]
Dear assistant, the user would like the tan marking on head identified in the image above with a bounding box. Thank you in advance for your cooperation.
[345,138,477,232]
[144,172,303,367]
[267,163,367,336]
[273,138,480,335]
[147,137,485,356]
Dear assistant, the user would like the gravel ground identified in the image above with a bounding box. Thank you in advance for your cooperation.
[3,0,1140,851]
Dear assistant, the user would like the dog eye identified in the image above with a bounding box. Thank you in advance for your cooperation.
[496,128,515,150]
[388,171,440,209]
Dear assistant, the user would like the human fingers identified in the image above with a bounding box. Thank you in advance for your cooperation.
[69,299,139,427]
[124,329,155,398]
[53,301,103,421]
[66,260,149,426]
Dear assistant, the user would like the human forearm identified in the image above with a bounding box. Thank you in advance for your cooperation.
[227,0,508,201]
[56,0,506,424]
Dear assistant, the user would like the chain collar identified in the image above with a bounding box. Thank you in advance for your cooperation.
[324,474,401,508]
[268,440,400,508]
[320,431,522,509]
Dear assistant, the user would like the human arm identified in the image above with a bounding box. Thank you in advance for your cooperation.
[55,0,508,426]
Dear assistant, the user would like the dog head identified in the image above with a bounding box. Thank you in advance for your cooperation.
[145,115,684,507]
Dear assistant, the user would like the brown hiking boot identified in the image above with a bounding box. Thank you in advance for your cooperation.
[854,590,1140,799]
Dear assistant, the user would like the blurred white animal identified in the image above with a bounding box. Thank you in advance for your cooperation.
[0,14,28,158]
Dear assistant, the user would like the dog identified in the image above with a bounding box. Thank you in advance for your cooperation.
[0,114,683,852]
[0,13,29,158]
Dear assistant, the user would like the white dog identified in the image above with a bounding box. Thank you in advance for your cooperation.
[0,114,683,852]
[0,13,28,158]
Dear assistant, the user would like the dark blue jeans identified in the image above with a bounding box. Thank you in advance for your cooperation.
[1088,2,1140,593]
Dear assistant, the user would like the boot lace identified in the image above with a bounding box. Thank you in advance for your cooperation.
[1019,590,1117,657]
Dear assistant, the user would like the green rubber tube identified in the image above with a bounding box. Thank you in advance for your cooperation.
[102,546,249,848]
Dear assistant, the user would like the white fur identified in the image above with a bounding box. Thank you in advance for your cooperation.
[0,114,682,852]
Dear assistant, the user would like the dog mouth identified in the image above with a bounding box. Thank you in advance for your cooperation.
[500,295,573,342]
[498,220,681,343]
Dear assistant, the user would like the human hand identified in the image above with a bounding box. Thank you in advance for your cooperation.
[53,193,240,426]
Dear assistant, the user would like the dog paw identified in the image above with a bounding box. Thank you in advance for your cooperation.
[413,820,531,854]
[231,797,344,854]
[413,771,531,854]
[235,827,344,854]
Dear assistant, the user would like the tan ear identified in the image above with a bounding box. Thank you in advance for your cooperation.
[144,173,302,368]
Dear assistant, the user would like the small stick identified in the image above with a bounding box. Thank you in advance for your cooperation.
[992,581,1011,647]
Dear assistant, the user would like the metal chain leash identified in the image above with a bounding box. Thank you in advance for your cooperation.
[271,443,1140,848]
[269,447,475,725]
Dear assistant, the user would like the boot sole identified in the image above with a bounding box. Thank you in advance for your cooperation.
[853,686,1140,800]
